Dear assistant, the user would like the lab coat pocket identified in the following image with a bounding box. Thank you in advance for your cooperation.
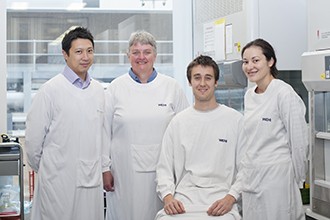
[131,144,160,172]
[242,166,262,193]
[190,175,219,188]
[77,159,102,188]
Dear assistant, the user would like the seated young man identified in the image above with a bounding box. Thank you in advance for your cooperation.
[155,55,246,220]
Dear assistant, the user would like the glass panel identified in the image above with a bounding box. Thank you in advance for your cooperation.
[0,176,21,216]
[7,9,173,134]
[314,92,330,132]
[326,92,330,132]
[215,88,245,113]
[277,70,309,122]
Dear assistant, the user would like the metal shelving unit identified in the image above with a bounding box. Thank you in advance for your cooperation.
[302,50,330,220]
[0,142,24,220]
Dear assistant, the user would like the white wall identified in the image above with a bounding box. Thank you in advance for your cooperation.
[172,0,193,104]
[192,0,246,61]
[307,0,330,51]
[0,1,6,133]
[257,0,307,70]
[191,0,307,71]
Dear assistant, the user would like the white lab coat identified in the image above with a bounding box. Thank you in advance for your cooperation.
[155,105,246,220]
[25,74,105,220]
[240,79,308,220]
[104,73,189,220]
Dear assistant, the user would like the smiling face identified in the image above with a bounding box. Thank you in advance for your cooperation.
[62,38,94,80]
[190,65,217,106]
[242,45,274,87]
[128,42,157,77]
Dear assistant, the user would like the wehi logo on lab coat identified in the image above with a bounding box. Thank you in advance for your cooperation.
[218,138,228,143]
[262,117,272,122]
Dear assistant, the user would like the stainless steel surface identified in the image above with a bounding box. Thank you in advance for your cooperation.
[302,50,330,220]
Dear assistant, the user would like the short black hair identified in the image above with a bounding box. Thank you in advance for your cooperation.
[62,27,94,55]
[186,55,219,84]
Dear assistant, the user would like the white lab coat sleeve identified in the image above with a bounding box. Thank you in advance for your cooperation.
[279,90,309,188]
[228,116,247,201]
[156,121,176,200]
[173,82,190,113]
[102,87,113,173]
[25,87,52,173]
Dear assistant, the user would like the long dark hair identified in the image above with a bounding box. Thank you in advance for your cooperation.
[241,38,279,78]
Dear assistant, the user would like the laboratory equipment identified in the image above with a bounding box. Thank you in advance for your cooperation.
[216,60,247,112]
[302,50,330,220]
[217,60,247,89]
[0,142,24,220]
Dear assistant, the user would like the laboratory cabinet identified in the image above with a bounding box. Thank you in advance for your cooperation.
[0,142,24,220]
[302,50,330,220]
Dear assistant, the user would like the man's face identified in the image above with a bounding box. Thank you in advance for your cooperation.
[190,65,217,103]
[62,38,94,79]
